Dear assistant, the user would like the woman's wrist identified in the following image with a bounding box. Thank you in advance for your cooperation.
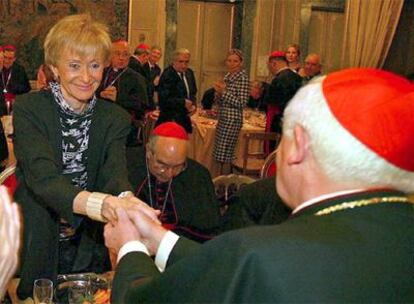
[86,192,110,222]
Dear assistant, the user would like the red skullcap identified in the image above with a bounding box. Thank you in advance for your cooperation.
[152,122,189,140]
[136,43,150,50]
[322,68,414,171]
[3,44,16,52]
[269,50,285,60]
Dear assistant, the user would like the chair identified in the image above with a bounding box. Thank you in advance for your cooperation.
[213,174,256,214]
[232,131,279,176]
[0,165,17,195]
[260,150,277,178]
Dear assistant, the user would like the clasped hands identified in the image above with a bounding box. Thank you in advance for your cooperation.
[100,85,117,102]
[103,196,167,257]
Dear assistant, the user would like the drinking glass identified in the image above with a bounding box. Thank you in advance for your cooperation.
[68,281,89,304]
[33,278,53,304]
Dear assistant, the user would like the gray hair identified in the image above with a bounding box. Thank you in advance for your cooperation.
[172,48,190,61]
[283,77,414,193]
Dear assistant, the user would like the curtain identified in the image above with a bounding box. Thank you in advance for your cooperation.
[341,0,403,68]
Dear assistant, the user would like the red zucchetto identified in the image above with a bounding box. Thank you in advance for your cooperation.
[322,68,414,171]
[269,50,285,60]
[136,43,150,50]
[3,44,16,52]
[152,122,189,140]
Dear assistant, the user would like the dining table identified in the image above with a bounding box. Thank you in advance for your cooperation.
[188,108,266,178]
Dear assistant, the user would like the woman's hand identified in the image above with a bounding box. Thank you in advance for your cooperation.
[100,85,117,102]
[213,80,226,95]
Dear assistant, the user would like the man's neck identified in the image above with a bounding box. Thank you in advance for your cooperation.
[292,189,365,215]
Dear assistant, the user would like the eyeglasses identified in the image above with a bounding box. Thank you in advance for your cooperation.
[149,151,187,174]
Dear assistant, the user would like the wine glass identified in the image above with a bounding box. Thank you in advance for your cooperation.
[33,278,53,304]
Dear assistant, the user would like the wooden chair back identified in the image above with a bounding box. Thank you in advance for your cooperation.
[233,131,279,176]
[0,166,17,195]
[260,150,277,178]
[213,174,256,202]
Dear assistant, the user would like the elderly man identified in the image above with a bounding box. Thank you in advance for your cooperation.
[157,48,197,133]
[105,68,414,302]
[96,40,149,146]
[302,53,322,84]
[125,121,220,242]
[0,45,31,115]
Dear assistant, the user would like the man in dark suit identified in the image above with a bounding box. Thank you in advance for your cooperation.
[156,48,197,133]
[265,50,302,135]
[105,68,414,303]
[0,44,31,116]
[143,46,162,103]
[128,43,151,82]
[96,40,149,146]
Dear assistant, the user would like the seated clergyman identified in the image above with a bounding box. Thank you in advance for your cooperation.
[126,122,221,242]
[105,68,414,303]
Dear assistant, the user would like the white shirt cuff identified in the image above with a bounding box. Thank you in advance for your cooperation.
[117,240,150,264]
[154,231,179,272]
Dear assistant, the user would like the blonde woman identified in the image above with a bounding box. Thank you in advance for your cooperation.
[213,49,249,173]
[286,44,301,72]
[13,14,159,300]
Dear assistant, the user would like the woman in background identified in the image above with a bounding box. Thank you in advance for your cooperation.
[213,49,249,173]
[286,44,302,73]
[13,14,158,301]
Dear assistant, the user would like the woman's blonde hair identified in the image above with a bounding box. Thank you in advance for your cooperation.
[228,48,244,61]
[44,14,112,66]
[286,43,300,56]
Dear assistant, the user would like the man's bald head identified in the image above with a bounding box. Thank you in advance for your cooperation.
[146,136,188,183]
[304,53,322,78]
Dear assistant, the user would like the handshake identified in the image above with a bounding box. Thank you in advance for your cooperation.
[103,203,168,260]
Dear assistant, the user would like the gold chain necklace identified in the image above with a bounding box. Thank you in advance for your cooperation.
[315,196,413,216]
